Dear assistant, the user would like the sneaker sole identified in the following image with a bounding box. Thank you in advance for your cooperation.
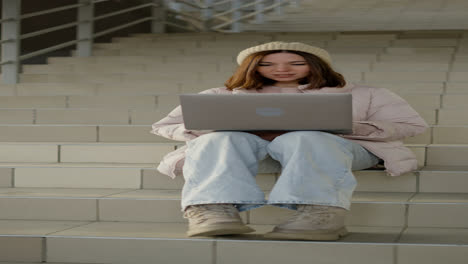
[187,224,255,237]
[263,227,349,241]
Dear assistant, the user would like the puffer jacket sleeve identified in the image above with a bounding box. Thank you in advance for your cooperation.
[150,88,218,141]
[343,87,429,142]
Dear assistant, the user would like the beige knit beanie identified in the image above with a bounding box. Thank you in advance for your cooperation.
[236,41,331,66]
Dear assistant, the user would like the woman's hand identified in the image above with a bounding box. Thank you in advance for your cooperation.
[247,131,288,141]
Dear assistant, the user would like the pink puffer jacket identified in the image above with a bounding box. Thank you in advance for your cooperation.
[151,83,428,178]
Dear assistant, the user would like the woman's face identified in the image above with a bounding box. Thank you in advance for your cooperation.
[256,52,310,86]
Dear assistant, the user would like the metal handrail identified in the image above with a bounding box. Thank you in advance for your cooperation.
[20,3,87,19]
[167,9,205,22]
[19,39,82,61]
[21,22,80,40]
[18,16,154,61]
[93,17,153,38]
[0,18,15,23]
[0,39,14,44]
[169,0,292,32]
[0,60,13,66]
[93,3,154,21]
[211,0,233,7]
[212,0,265,18]
[176,0,233,9]
[92,0,113,4]
[211,0,288,30]
[175,0,206,9]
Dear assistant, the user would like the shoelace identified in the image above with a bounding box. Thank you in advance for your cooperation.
[282,205,333,226]
[184,204,239,224]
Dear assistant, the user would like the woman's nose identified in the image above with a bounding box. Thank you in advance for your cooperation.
[274,64,290,71]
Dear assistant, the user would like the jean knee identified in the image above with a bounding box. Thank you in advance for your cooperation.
[191,131,268,157]
[273,131,342,146]
[193,131,251,144]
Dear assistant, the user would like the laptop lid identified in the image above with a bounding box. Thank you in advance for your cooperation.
[179,93,353,134]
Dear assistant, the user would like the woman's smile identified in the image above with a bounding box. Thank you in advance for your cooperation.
[274,74,295,78]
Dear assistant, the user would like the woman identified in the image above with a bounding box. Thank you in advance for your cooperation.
[151,42,428,241]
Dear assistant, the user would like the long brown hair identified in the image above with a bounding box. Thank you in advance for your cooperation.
[225,50,346,90]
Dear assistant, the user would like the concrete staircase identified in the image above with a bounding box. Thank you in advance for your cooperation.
[242,0,468,32]
[0,31,468,263]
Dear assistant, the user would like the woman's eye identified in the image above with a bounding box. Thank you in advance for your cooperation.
[258,64,270,66]
[292,64,306,66]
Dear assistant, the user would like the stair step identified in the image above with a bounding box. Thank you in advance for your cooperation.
[0,93,449,110]
[0,142,423,164]
[392,39,459,47]
[0,124,453,144]
[0,142,463,166]
[371,62,450,71]
[399,30,464,39]
[449,72,468,82]
[0,109,440,128]
[244,20,467,32]
[442,94,468,108]
[378,54,452,62]
[22,63,212,74]
[19,73,205,83]
[15,82,98,96]
[438,109,468,125]
[446,82,468,92]
[2,220,467,264]
[328,47,385,54]
[95,41,198,49]
[14,82,183,96]
[384,47,455,55]
[46,56,218,64]
[130,32,218,40]
[0,142,175,163]
[2,164,468,192]
[0,189,467,228]
[454,55,468,62]
[364,72,448,82]
[9,81,458,96]
[0,123,458,143]
[359,82,444,93]
[328,40,393,47]
[425,144,468,166]
[452,63,468,71]
[0,108,169,125]
[0,123,436,143]
[0,164,423,191]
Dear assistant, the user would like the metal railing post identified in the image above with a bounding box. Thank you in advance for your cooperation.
[255,0,265,23]
[232,0,242,32]
[77,0,93,57]
[202,0,213,31]
[275,0,284,15]
[152,0,166,33]
[1,0,21,84]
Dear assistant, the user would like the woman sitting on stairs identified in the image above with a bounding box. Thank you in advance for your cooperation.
[151,41,428,241]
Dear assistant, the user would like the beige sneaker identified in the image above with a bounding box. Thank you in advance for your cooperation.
[264,204,349,241]
[184,204,255,237]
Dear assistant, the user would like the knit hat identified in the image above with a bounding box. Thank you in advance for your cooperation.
[237,41,332,65]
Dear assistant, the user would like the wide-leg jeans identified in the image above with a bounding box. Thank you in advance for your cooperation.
[181,131,379,212]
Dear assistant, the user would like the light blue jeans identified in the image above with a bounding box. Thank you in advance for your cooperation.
[181,131,379,212]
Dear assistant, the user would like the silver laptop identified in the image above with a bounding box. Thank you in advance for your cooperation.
[179,93,353,134]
